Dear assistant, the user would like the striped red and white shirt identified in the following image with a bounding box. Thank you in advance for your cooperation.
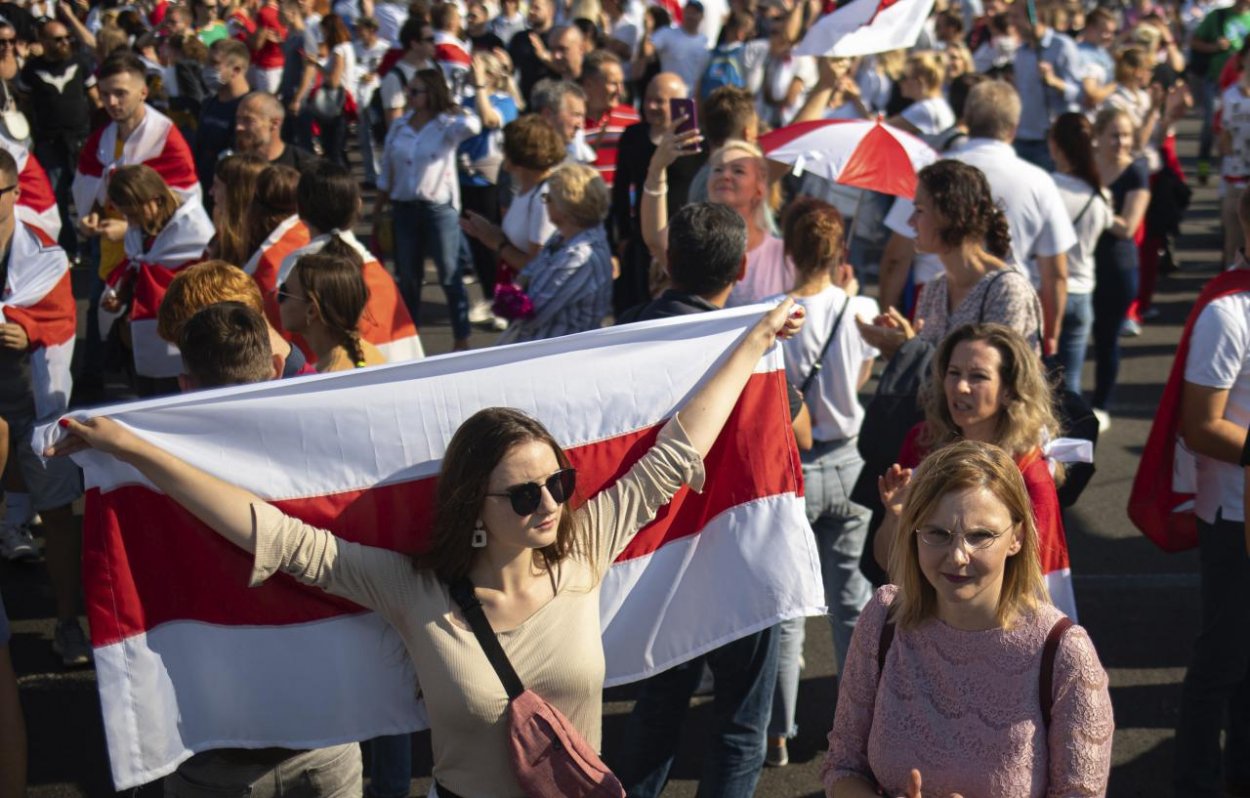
[584,103,641,188]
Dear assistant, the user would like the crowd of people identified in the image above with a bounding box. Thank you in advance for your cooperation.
[0,0,1247,794]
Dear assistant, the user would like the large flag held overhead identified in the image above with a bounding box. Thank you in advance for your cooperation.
[795,0,936,57]
[39,307,824,790]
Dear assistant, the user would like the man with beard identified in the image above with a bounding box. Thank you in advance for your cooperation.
[578,49,638,188]
[233,90,319,169]
[195,39,252,189]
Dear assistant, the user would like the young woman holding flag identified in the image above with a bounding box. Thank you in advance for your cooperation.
[47,300,804,798]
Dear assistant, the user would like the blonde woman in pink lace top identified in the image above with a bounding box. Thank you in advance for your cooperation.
[822,442,1113,798]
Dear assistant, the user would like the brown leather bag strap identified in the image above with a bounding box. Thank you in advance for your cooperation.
[1039,617,1074,728]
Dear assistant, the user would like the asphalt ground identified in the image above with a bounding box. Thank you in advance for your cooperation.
[0,117,1221,796]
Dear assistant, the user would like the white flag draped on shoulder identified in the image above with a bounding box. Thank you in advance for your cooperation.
[36,307,824,790]
[795,0,936,58]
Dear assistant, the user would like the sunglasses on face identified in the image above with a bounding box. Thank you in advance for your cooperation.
[46,35,71,44]
[486,468,576,516]
[0,38,16,48]
[274,281,306,304]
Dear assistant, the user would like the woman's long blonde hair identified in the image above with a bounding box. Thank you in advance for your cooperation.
[888,440,1049,630]
[919,323,1059,460]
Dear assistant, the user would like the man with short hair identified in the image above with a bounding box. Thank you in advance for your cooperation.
[195,38,252,188]
[163,300,363,794]
[578,50,639,187]
[235,90,319,169]
[0,148,90,667]
[548,24,584,81]
[378,15,435,130]
[614,202,780,798]
[20,19,98,259]
[73,52,199,306]
[611,72,701,315]
[431,1,473,103]
[1173,186,1250,798]
[531,78,592,161]
[1077,6,1118,109]
[1007,0,1082,169]
[507,0,557,102]
[640,0,710,97]
[879,80,1075,355]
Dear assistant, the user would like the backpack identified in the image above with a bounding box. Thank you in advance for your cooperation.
[700,44,746,102]
[369,63,410,144]
[1127,268,1250,551]
[446,578,627,798]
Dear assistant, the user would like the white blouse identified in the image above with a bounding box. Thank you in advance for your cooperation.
[378,110,481,206]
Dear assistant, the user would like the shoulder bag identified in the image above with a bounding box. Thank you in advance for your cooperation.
[444,578,627,798]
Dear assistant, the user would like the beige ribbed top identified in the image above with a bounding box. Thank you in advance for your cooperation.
[248,418,705,797]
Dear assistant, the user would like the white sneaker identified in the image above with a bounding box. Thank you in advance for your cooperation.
[1093,408,1111,433]
[491,315,509,331]
[0,522,38,562]
[468,300,495,324]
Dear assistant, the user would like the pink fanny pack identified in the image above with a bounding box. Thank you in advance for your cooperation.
[449,578,626,798]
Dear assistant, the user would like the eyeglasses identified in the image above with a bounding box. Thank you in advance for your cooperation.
[915,525,1011,551]
[485,468,576,516]
[274,281,307,304]
[0,38,17,48]
[46,35,72,44]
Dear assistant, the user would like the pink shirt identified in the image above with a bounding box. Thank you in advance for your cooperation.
[823,586,1113,798]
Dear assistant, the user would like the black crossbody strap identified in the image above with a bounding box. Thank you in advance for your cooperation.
[800,295,852,394]
[449,577,526,699]
[977,268,1012,323]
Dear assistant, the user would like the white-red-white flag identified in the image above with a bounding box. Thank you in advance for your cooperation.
[794,0,936,58]
[38,307,824,790]
[1,222,74,418]
[0,137,64,241]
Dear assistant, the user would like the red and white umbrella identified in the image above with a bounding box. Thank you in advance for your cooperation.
[759,117,938,199]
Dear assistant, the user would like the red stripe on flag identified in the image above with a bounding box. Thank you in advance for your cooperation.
[83,370,801,647]
[759,119,853,154]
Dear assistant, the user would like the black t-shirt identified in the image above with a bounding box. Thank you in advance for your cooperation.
[21,51,96,142]
[195,93,244,184]
[507,27,556,105]
[0,239,34,419]
[271,143,320,172]
[471,31,505,52]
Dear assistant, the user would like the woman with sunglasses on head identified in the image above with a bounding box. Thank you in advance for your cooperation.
[823,440,1112,798]
[278,251,386,372]
[47,299,804,798]
[375,67,480,351]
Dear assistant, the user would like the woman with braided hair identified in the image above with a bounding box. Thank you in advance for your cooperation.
[277,251,386,372]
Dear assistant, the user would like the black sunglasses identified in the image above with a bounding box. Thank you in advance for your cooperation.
[486,468,576,516]
[0,38,16,48]
[274,281,306,304]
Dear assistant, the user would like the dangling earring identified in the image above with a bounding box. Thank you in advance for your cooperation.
[471,519,488,548]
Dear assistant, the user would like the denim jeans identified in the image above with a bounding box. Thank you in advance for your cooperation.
[357,119,379,186]
[1013,138,1054,171]
[1173,515,1250,797]
[33,137,81,258]
[614,626,779,798]
[802,437,874,669]
[1197,78,1218,162]
[390,199,471,341]
[165,743,363,797]
[1092,237,1138,410]
[767,615,805,739]
[363,734,411,798]
[1056,291,1093,395]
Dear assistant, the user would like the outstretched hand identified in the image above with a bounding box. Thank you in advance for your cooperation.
[855,307,920,358]
[44,416,139,461]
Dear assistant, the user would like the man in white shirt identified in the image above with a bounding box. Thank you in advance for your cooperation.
[881,80,1075,353]
[644,0,710,95]
[1174,189,1250,798]
[531,78,593,162]
[378,17,435,130]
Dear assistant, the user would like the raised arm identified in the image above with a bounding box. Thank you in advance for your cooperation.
[641,119,702,261]
[48,417,261,552]
[679,300,803,458]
